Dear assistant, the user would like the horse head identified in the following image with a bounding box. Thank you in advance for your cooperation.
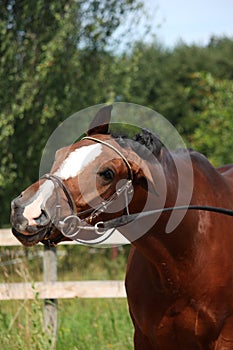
[11,106,164,247]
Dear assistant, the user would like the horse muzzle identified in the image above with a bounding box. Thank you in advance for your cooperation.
[11,195,52,246]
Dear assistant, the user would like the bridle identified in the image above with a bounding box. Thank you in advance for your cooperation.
[41,136,134,246]
[82,136,133,180]
[41,136,233,247]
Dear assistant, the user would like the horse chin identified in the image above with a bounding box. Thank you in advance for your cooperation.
[12,227,52,247]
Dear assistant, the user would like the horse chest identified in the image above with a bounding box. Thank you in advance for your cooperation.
[126,249,219,349]
[127,282,217,349]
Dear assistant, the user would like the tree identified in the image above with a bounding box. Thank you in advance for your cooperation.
[179,72,233,166]
[207,36,233,80]
[0,0,144,225]
[114,37,233,126]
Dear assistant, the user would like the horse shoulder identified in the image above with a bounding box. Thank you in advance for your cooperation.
[126,247,172,332]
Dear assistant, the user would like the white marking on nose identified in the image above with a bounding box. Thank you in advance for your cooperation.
[55,144,102,180]
[23,181,54,226]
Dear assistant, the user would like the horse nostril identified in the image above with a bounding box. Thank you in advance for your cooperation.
[11,199,18,210]
[34,210,50,227]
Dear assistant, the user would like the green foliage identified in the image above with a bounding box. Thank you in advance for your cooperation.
[112,37,233,125]
[57,245,130,281]
[57,299,133,350]
[0,245,132,349]
[109,37,233,167]
[0,0,143,225]
[0,244,130,283]
[180,72,233,166]
[0,298,53,350]
[0,298,133,350]
[206,36,233,80]
[109,123,142,139]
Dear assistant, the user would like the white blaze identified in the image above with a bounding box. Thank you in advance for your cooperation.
[23,181,55,225]
[55,144,102,180]
[23,144,102,226]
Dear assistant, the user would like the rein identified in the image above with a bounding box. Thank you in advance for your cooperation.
[100,204,233,231]
[41,137,233,245]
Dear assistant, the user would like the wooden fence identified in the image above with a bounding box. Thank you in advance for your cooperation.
[0,228,127,346]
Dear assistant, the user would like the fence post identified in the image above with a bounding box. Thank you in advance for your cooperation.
[43,245,57,347]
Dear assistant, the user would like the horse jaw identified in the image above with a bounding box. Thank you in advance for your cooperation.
[12,227,50,247]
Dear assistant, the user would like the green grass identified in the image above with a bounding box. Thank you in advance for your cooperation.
[0,245,131,282]
[0,298,133,350]
[0,245,134,349]
[57,298,133,350]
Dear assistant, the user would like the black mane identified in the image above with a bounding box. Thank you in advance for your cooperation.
[110,127,163,159]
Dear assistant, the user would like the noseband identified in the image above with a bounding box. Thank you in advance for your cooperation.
[42,173,76,213]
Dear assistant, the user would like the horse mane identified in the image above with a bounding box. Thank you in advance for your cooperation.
[109,126,164,159]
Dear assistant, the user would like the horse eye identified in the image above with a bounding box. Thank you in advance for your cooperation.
[98,168,115,181]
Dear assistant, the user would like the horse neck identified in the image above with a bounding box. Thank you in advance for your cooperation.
[159,148,180,206]
[128,149,202,293]
[130,149,232,292]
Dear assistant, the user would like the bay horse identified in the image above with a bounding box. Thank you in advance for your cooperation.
[11,106,233,349]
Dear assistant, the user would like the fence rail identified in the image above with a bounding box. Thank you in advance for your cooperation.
[0,228,127,346]
[0,280,126,300]
[0,229,126,300]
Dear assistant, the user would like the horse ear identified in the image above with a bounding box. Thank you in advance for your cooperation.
[87,105,113,135]
[135,167,159,196]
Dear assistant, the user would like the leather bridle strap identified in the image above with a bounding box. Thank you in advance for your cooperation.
[42,174,76,213]
[100,204,233,230]
[41,173,77,247]
[82,136,133,181]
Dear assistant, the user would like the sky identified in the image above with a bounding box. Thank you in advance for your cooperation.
[143,0,233,47]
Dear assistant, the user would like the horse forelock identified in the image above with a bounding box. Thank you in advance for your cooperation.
[133,129,163,156]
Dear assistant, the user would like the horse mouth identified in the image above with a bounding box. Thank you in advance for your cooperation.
[12,226,52,247]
